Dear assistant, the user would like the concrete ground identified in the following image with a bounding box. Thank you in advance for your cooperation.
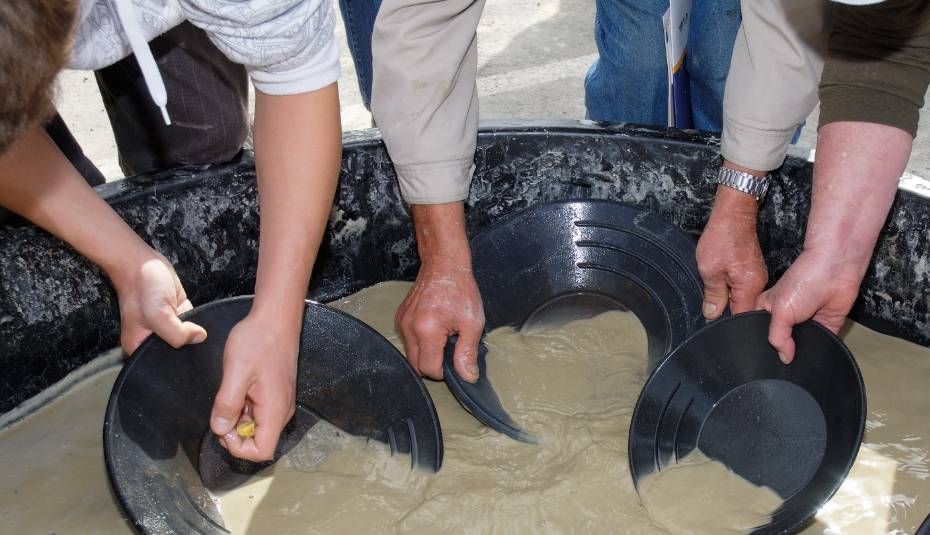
[54,0,930,179]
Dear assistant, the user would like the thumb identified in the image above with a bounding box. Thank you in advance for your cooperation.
[120,316,207,355]
[211,368,250,436]
[452,323,483,383]
[150,308,208,349]
[701,271,730,320]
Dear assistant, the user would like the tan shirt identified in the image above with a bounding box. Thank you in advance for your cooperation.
[721,0,830,172]
[371,0,486,204]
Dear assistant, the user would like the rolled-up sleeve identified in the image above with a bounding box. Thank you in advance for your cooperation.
[181,0,340,95]
[819,0,930,138]
[721,0,828,172]
[371,0,486,204]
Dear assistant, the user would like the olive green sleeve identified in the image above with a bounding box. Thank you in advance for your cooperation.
[819,0,930,137]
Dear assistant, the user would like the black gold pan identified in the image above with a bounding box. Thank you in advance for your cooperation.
[443,199,707,443]
[629,311,866,535]
[104,296,442,535]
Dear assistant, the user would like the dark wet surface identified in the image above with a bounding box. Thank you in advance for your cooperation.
[1,121,927,414]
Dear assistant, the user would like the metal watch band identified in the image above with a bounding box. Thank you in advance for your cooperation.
[716,166,770,201]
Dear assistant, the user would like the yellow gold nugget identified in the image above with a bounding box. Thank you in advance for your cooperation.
[236,420,256,438]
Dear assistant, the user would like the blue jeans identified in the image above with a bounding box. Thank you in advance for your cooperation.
[584,0,741,132]
[339,0,382,109]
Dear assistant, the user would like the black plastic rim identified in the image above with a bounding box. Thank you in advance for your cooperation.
[104,296,443,534]
[443,199,706,443]
[629,311,866,535]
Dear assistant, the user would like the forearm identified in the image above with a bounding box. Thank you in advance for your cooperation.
[0,126,157,287]
[371,0,485,204]
[803,122,910,274]
[412,202,472,268]
[250,86,341,330]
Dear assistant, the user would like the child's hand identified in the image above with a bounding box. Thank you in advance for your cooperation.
[209,312,298,462]
[112,252,207,354]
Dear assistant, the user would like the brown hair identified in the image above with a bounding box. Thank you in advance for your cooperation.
[0,0,77,154]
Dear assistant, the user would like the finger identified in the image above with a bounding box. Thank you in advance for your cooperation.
[225,400,290,462]
[149,308,208,349]
[767,303,797,365]
[416,333,447,380]
[397,317,421,376]
[219,430,244,453]
[251,402,290,462]
[411,315,447,380]
[452,320,483,383]
[700,271,730,320]
[211,366,250,436]
[729,278,766,315]
[177,298,194,315]
[755,290,772,313]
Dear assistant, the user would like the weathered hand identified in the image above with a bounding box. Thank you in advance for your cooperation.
[696,185,768,320]
[113,253,207,354]
[757,121,912,364]
[757,250,862,364]
[396,262,485,382]
[209,313,298,461]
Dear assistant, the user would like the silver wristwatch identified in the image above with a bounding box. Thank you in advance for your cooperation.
[716,166,770,201]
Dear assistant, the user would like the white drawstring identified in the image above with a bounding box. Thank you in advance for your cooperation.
[109,0,172,125]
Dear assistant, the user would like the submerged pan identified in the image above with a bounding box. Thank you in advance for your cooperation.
[443,199,706,442]
[629,311,866,534]
[104,296,442,535]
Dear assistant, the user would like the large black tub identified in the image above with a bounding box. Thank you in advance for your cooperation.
[1,121,929,414]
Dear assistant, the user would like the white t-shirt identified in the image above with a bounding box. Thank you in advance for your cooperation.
[69,0,340,96]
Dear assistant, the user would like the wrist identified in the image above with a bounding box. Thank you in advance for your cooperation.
[104,242,163,296]
[711,185,761,223]
[717,159,771,202]
[411,202,473,269]
[802,239,874,280]
[246,298,304,338]
[722,159,769,178]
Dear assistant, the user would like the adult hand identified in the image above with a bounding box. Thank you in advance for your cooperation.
[396,202,485,383]
[756,250,861,364]
[112,252,207,354]
[756,121,911,364]
[396,261,485,381]
[209,313,298,462]
[696,179,768,320]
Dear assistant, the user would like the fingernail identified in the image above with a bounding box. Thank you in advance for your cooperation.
[777,352,789,364]
[212,416,232,432]
[218,437,228,449]
[703,302,717,318]
[193,332,207,344]
[466,364,480,381]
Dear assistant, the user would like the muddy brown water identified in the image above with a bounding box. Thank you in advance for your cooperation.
[0,281,927,534]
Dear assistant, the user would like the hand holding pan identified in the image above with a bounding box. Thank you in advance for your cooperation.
[629,311,865,534]
[104,296,443,534]
[443,200,707,443]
